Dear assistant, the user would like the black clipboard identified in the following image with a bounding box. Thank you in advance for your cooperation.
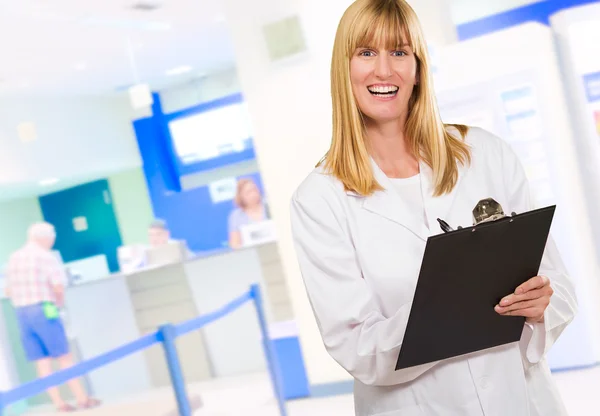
[395,205,555,370]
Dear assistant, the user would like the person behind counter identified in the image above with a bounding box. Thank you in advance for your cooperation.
[148,218,172,248]
[148,219,194,257]
[228,178,268,249]
[4,222,101,412]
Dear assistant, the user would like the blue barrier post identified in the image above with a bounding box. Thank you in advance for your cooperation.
[159,324,191,416]
[250,284,288,416]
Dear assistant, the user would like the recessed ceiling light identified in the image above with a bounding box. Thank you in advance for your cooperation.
[131,1,162,12]
[39,178,60,186]
[166,65,192,76]
[17,122,37,142]
[80,17,171,31]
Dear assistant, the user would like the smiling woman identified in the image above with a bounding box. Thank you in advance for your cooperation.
[325,0,471,197]
[290,0,577,415]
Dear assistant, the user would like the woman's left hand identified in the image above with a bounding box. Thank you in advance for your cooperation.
[494,275,553,323]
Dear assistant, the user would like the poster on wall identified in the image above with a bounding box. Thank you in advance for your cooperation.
[583,71,600,138]
[500,85,542,141]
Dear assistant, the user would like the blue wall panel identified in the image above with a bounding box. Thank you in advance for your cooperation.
[39,180,122,272]
[457,0,600,40]
[133,98,264,253]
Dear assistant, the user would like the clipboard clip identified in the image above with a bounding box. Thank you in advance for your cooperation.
[472,198,519,231]
[437,198,518,234]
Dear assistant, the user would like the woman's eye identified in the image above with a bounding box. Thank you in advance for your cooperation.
[359,50,375,57]
[393,50,407,57]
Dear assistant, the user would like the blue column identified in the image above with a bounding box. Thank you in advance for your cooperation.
[250,284,288,416]
[158,324,191,416]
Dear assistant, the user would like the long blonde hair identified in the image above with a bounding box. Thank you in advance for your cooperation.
[322,0,470,197]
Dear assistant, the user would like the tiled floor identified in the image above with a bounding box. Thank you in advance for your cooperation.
[27,366,599,415]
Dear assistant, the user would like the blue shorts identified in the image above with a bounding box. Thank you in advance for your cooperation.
[15,304,69,361]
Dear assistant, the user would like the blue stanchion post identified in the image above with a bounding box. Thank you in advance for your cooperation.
[158,324,192,416]
[250,284,288,416]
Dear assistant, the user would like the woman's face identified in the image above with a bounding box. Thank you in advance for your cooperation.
[350,41,418,125]
[241,182,261,208]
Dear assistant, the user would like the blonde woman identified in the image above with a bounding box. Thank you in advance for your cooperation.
[290,0,577,415]
[228,178,268,249]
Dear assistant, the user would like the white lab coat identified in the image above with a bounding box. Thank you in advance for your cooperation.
[290,127,577,416]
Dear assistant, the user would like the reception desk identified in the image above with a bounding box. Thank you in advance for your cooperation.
[0,242,294,404]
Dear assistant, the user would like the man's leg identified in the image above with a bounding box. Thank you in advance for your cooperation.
[56,353,89,404]
[34,358,67,408]
[16,305,69,409]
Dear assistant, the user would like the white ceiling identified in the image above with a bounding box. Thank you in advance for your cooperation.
[0,0,236,95]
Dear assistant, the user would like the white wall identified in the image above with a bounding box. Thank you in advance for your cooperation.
[159,68,241,114]
[0,197,43,265]
[0,95,141,196]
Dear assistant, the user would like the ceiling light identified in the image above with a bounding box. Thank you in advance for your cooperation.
[128,83,153,109]
[39,178,60,186]
[166,65,192,76]
[74,62,87,71]
[131,2,162,11]
[80,17,171,31]
[17,122,37,142]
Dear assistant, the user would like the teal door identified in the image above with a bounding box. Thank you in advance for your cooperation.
[39,180,122,272]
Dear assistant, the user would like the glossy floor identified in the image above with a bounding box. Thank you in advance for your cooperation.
[27,366,599,415]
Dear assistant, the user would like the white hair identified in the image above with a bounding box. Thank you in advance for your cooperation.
[28,222,56,240]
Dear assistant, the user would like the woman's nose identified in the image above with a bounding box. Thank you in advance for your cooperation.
[374,55,393,79]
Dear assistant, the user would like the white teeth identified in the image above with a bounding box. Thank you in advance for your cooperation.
[368,85,399,93]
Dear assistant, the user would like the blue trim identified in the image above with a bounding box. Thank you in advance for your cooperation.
[310,381,354,398]
[176,146,256,176]
[550,362,600,373]
[457,0,600,41]
[150,93,182,192]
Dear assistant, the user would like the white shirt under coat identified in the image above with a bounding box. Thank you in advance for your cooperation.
[290,127,577,416]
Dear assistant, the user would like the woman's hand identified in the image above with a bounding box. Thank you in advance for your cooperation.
[494,275,553,323]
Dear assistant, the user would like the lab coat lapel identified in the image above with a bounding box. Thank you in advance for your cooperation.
[357,159,430,242]
[419,161,467,232]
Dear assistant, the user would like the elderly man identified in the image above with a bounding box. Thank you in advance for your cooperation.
[5,222,100,412]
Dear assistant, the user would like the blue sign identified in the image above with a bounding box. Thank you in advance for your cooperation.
[583,72,600,103]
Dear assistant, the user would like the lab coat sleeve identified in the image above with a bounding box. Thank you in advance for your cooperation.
[500,141,578,364]
[290,177,437,386]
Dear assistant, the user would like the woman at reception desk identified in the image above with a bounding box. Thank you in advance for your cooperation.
[228,178,276,249]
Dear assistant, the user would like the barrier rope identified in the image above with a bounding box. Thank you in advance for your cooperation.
[0,284,287,416]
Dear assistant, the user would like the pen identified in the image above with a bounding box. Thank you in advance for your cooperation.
[437,218,454,233]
